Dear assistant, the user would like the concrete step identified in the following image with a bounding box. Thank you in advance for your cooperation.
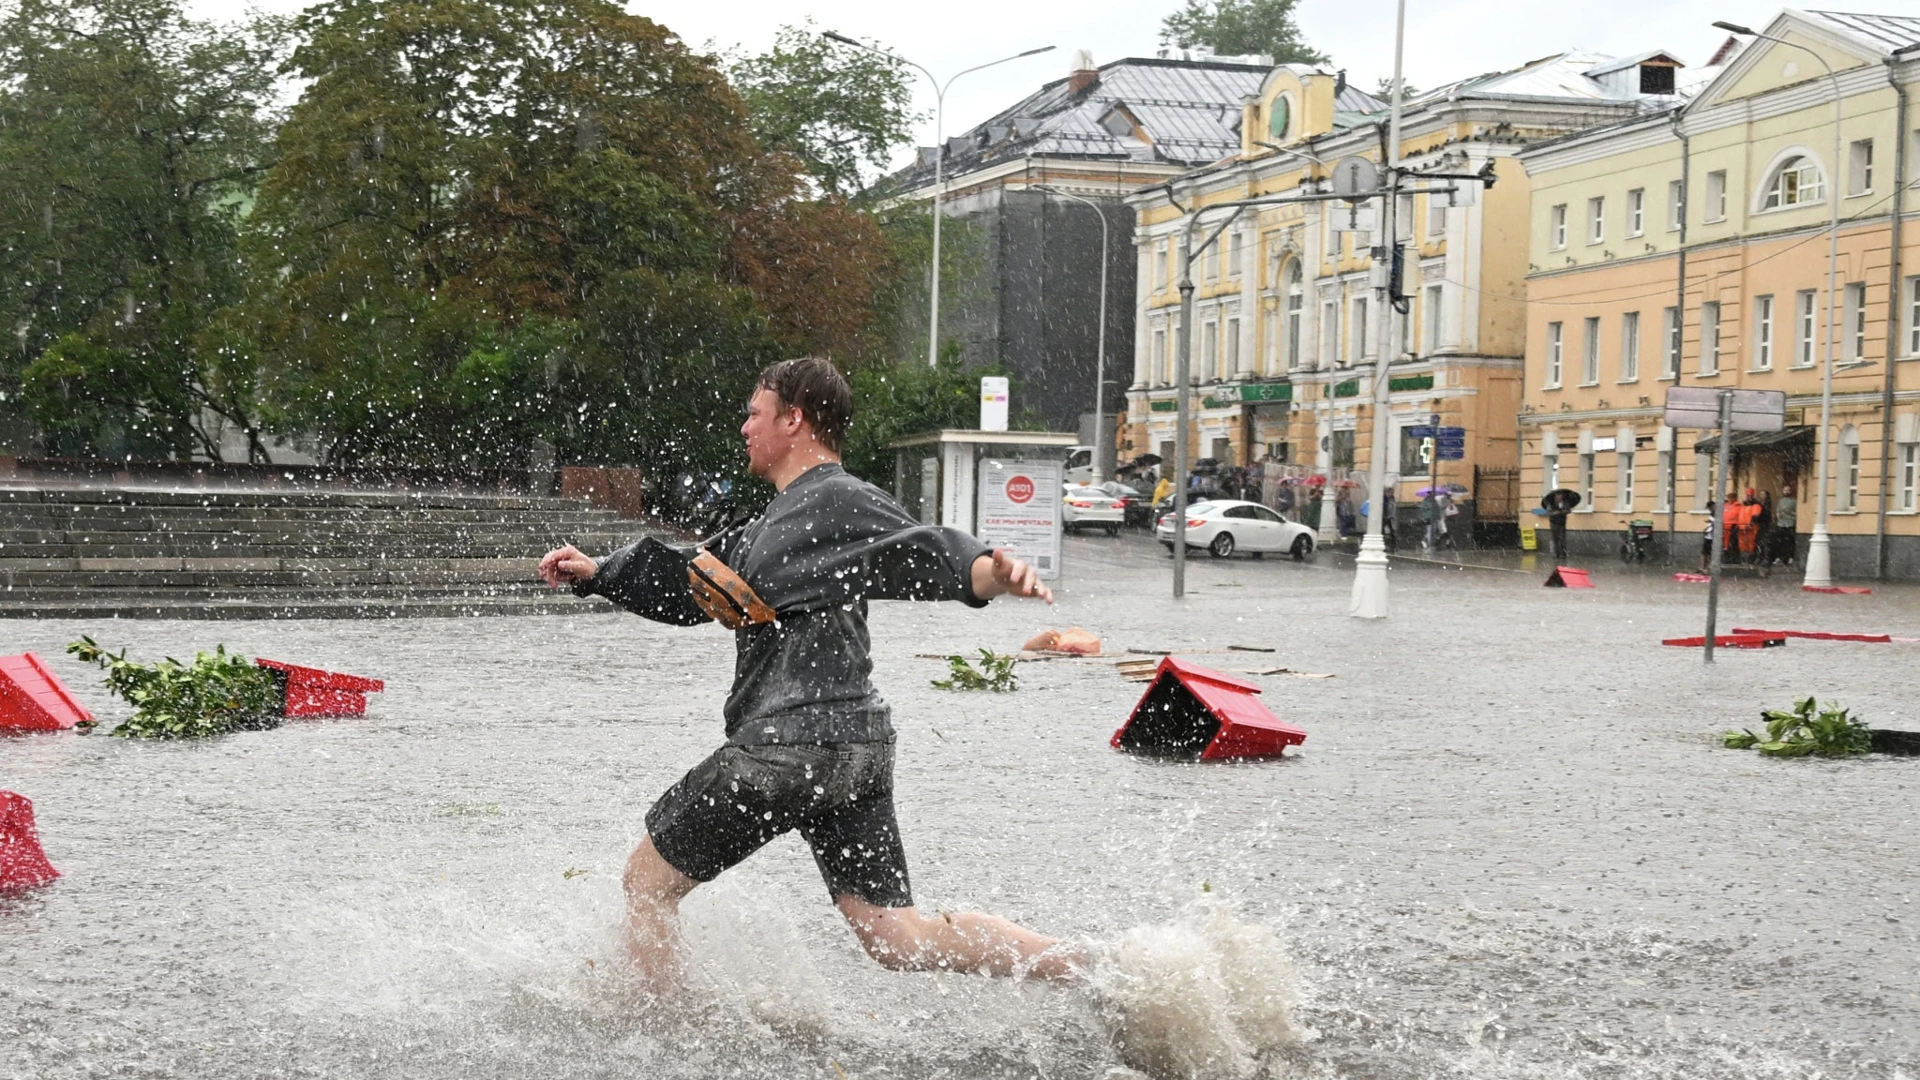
[1,486,619,512]
[0,591,617,620]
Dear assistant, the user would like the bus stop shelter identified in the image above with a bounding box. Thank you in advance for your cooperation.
[888,429,1079,534]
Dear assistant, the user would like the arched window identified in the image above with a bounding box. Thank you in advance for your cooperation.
[1763,155,1825,210]
[1283,260,1304,370]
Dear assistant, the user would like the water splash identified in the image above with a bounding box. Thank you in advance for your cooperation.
[1089,897,1303,1079]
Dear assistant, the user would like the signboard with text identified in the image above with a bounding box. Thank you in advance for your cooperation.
[977,458,1062,580]
[1664,387,1786,432]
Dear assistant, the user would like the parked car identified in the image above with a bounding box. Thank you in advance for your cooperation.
[1156,499,1315,560]
[1062,484,1124,536]
[1096,481,1153,528]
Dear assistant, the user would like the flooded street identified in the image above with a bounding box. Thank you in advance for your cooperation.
[4,535,1917,1078]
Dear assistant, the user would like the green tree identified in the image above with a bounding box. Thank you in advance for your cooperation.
[1159,0,1328,65]
[728,22,921,201]
[0,0,283,459]
[241,0,883,479]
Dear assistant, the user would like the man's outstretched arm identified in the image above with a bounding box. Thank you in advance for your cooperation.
[969,548,1053,604]
[538,539,711,626]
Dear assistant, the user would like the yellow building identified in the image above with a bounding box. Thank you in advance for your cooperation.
[1518,10,1919,575]
[1121,51,1677,539]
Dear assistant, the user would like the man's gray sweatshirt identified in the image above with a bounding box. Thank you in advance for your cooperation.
[577,463,992,746]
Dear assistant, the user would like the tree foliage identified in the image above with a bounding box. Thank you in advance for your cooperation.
[728,22,921,201]
[1159,0,1328,65]
[0,0,284,459]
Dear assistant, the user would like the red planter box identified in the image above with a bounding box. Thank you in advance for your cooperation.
[1112,657,1306,761]
[254,659,384,717]
[0,652,93,731]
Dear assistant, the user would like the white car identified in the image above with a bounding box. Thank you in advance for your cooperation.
[1062,484,1124,536]
[1156,499,1316,560]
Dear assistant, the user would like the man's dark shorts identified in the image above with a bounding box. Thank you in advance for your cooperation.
[646,740,912,908]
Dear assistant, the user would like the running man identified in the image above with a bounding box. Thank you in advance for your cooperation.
[538,357,1079,984]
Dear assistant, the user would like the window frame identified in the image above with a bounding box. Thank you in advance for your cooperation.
[1667,179,1684,232]
[1284,261,1305,370]
[1901,443,1919,513]
[1700,301,1721,375]
[1761,156,1825,211]
[1350,295,1370,365]
[1795,290,1817,367]
[1616,451,1635,512]
[1550,204,1568,250]
[1587,196,1605,245]
[1424,283,1444,354]
[1848,138,1874,197]
[1662,306,1681,379]
[1753,294,1774,371]
[1705,169,1728,223]
[1845,282,1867,361]
[1627,188,1645,237]
[1546,321,1564,387]
[1581,316,1601,385]
[1620,311,1640,382]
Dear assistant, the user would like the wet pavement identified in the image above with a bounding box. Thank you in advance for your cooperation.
[3,530,1917,1078]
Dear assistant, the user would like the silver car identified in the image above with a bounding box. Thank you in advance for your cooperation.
[1156,499,1316,560]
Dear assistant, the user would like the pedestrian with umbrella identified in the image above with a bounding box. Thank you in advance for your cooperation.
[1541,488,1581,559]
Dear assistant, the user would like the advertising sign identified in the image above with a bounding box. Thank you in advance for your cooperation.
[977,458,1062,580]
[979,376,1010,432]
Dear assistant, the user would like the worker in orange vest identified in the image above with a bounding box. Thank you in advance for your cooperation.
[1722,492,1746,565]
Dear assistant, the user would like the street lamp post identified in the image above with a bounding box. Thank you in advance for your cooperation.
[1034,184,1111,485]
[1712,20,1841,585]
[823,33,1055,366]
[1350,0,1410,619]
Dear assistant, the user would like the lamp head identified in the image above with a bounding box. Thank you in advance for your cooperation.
[823,31,862,47]
[1711,20,1756,35]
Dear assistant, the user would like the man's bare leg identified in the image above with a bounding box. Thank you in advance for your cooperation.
[835,895,1085,981]
[624,836,699,985]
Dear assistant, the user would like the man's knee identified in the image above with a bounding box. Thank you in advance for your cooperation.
[625,836,697,908]
[838,898,937,971]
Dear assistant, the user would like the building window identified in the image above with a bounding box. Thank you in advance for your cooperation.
[1226,316,1241,375]
[1908,275,1920,357]
[1202,320,1218,381]
[1898,439,1920,514]
[1153,241,1167,289]
[1152,328,1168,385]
[1350,296,1369,364]
[1705,170,1727,222]
[1322,211,1335,263]
[1762,156,1824,210]
[1424,283,1444,353]
[1620,311,1640,382]
[1397,194,1415,241]
[1656,449,1673,512]
[1753,294,1773,371]
[1546,321,1563,387]
[1549,204,1568,249]
[1845,282,1867,361]
[1321,298,1338,367]
[1627,188,1645,237]
[1543,451,1559,495]
[1284,262,1304,369]
[1578,452,1594,509]
[1796,290,1817,367]
[1663,306,1681,379]
[1228,231,1244,278]
[1587,197,1605,245]
[1262,308,1278,374]
[1581,317,1600,384]
[1399,299,1412,358]
[1692,450,1711,512]
[1668,179,1684,231]
[1617,452,1635,512]
[1700,302,1722,375]
[1426,196,1446,240]
[1849,139,1873,196]
[1839,426,1861,511]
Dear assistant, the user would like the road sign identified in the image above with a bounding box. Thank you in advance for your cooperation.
[1664,387,1786,432]
[1329,204,1376,232]
[1435,425,1465,461]
[1331,156,1380,201]
[1403,424,1435,440]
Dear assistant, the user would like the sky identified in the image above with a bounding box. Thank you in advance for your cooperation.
[187,0,1782,170]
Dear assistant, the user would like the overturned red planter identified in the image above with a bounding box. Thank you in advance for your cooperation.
[254,659,384,718]
[0,652,94,732]
[1112,657,1306,761]
[0,791,59,893]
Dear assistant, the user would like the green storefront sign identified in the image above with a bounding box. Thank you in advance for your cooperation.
[1333,380,1360,398]
[1149,400,1176,412]
[1239,382,1291,402]
[1388,374,1435,392]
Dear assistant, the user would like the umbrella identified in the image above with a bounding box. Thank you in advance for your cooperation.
[1129,453,1163,466]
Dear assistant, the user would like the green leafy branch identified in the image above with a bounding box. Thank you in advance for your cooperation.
[931,649,1019,692]
[67,636,281,739]
[1723,696,1873,758]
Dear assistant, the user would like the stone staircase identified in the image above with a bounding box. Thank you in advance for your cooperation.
[0,487,646,619]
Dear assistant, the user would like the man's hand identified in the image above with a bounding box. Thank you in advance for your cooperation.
[972,548,1052,604]
[538,544,598,588]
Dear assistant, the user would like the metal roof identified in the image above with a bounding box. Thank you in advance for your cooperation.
[891,57,1274,188]
[1807,10,1920,53]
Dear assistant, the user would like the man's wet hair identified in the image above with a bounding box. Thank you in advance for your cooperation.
[757,357,852,453]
